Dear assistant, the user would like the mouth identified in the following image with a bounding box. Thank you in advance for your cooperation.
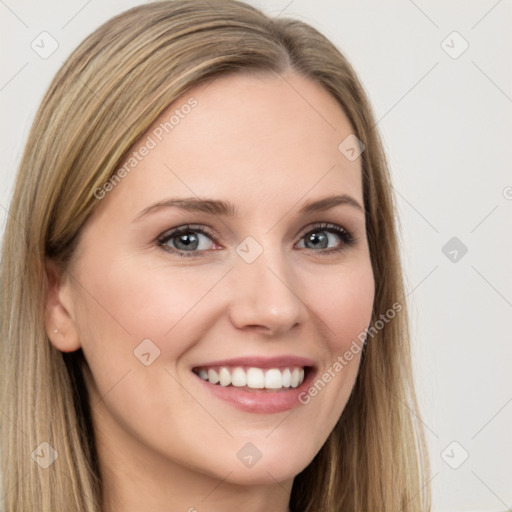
[191,356,316,414]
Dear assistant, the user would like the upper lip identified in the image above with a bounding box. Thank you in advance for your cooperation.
[192,355,316,370]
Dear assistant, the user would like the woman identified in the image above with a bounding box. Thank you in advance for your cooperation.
[0,1,430,510]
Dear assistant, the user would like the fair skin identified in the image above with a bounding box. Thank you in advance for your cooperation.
[45,71,375,512]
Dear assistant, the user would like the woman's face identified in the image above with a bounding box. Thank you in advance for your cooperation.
[51,71,374,490]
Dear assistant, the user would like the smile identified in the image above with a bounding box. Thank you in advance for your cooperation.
[193,366,306,390]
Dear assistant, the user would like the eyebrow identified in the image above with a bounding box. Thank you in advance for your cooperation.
[134,193,364,221]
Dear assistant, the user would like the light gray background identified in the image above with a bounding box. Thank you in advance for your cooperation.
[1,1,511,510]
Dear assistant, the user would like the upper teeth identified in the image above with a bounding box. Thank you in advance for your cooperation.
[195,366,305,389]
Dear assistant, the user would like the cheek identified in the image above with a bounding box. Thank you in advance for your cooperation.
[75,256,230,358]
[297,258,374,414]
[307,259,375,351]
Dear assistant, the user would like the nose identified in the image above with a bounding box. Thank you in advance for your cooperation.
[227,244,308,337]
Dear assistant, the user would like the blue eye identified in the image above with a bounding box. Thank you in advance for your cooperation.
[157,222,355,258]
[158,225,216,257]
[296,223,355,253]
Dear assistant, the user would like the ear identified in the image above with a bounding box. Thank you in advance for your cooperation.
[45,259,82,352]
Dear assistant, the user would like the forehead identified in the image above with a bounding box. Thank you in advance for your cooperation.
[95,71,363,219]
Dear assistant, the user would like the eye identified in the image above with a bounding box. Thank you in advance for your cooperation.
[157,225,217,257]
[296,223,355,253]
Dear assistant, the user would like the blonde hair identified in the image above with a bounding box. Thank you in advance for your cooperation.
[0,1,430,510]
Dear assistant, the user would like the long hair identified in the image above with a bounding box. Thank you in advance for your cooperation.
[0,1,430,510]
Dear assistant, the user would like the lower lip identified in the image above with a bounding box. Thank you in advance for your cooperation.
[193,369,316,414]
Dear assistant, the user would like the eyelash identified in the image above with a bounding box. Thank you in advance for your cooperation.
[156,222,356,258]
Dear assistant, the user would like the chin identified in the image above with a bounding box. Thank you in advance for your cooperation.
[196,437,319,486]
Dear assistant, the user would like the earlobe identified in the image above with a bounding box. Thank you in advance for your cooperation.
[45,260,82,352]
